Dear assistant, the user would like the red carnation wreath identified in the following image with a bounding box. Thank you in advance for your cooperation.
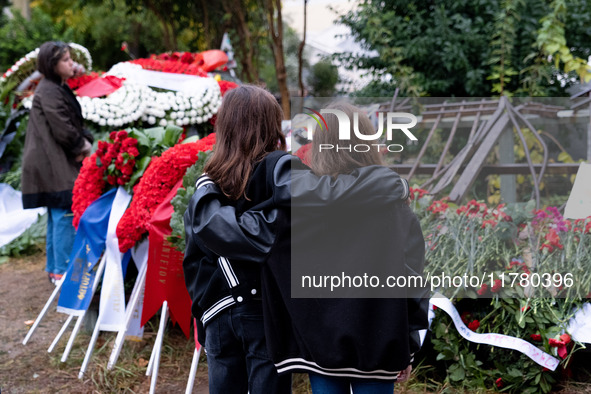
[116,132,216,252]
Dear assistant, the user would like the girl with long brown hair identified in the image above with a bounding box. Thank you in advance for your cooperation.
[183,85,291,394]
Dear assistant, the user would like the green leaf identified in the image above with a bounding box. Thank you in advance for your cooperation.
[449,364,465,381]
[128,156,152,188]
[167,149,213,252]
[544,43,560,54]
[162,124,184,146]
[130,128,152,150]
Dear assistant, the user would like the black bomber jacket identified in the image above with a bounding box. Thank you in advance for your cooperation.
[183,152,428,380]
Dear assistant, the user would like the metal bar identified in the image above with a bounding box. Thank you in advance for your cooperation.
[570,96,591,110]
[61,317,84,363]
[426,99,505,193]
[389,88,399,112]
[48,315,74,353]
[506,105,541,209]
[420,107,499,117]
[78,308,104,378]
[107,262,148,370]
[61,253,108,363]
[185,346,202,394]
[393,163,581,175]
[22,273,67,345]
[406,110,444,183]
[512,105,549,186]
[149,301,169,394]
[467,108,482,142]
[433,102,464,176]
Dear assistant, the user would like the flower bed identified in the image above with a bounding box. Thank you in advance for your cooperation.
[410,188,591,393]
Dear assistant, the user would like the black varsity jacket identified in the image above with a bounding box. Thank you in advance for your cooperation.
[184,153,427,380]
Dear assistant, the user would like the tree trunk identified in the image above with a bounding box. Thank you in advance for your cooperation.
[295,0,307,115]
[298,0,307,97]
[146,2,174,51]
[265,0,290,119]
[221,0,256,82]
[200,0,211,49]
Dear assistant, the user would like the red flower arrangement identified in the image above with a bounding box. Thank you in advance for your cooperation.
[96,130,140,186]
[116,132,216,252]
[409,187,428,200]
[72,152,107,228]
[428,199,449,214]
[457,199,488,217]
[67,71,102,90]
[71,130,139,227]
[491,279,503,293]
[129,58,207,77]
[218,80,239,96]
[477,283,489,295]
[540,228,564,253]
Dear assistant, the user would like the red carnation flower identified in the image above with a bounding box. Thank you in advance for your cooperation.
[116,132,216,252]
[468,320,480,331]
[530,334,542,341]
[560,333,571,345]
[495,377,503,388]
[491,279,502,293]
[127,146,139,157]
[477,283,489,295]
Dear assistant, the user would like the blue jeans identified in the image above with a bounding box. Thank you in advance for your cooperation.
[204,302,291,394]
[46,208,76,275]
[309,373,394,394]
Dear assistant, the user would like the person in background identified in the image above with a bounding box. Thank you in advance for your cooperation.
[21,41,92,284]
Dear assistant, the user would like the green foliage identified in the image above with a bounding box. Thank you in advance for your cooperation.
[0,112,29,190]
[168,149,212,252]
[0,213,46,261]
[536,0,591,83]
[336,0,591,96]
[0,7,68,73]
[409,192,590,392]
[348,80,399,98]
[487,0,522,96]
[307,60,339,97]
[30,0,171,71]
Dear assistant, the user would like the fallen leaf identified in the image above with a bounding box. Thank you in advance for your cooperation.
[24,320,34,326]
[137,357,149,367]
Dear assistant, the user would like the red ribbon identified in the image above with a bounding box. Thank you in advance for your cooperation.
[141,179,192,338]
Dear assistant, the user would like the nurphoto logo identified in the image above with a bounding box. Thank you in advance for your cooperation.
[305,108,418,152]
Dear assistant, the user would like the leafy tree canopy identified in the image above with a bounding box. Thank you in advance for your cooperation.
[336,0,591,97]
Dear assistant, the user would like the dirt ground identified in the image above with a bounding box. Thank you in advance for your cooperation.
[0,253,209,394]
[3,253,590,394]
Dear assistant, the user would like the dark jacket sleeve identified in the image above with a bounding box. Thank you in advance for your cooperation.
[274,155,410,208]
[404,209,430,359]
[39,87,86,157]
[185,155,411,262]
[185,174,279,262]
